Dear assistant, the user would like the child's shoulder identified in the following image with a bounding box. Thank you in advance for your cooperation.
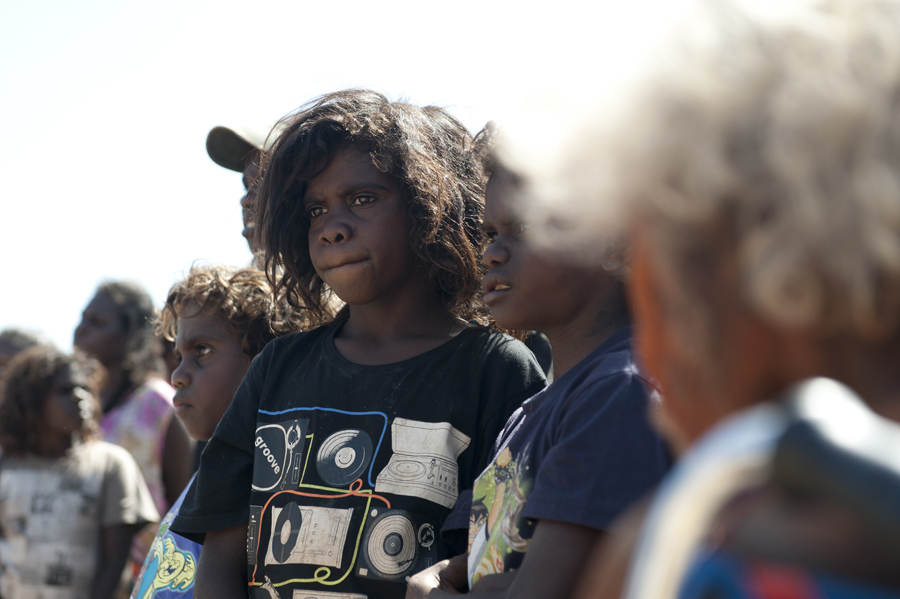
[455,327,547,391]
[74,439,143,471]
[549,327,644,407]
[458,326,536,362]
[254,324,334,360]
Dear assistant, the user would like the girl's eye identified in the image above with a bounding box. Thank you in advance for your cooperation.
[351,194,376,207]
[484,230,498,243]
[308,206,326,219]
[197,345,211,357]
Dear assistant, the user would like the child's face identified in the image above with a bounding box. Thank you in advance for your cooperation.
[481,173,601,332]
[241,149,262,252]
[42,367,89,439]
[171,309,251,441]
[73,292,128,366]
[304,146,419,306]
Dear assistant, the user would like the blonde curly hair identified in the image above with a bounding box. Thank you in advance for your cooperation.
[158,265,318,358]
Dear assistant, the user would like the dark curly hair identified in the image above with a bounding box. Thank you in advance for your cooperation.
[255,89,489,323]
[96,281,165,388]
[0,347,102,455]
[157,265,315,358]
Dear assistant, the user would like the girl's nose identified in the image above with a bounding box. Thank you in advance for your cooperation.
[171,361,190,389]
[482,240,510,269]
[319,213,353,245]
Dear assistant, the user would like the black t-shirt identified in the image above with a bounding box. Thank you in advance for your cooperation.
[172,323,546,599]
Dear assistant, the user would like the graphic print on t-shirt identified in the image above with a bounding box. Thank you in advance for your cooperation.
[264,504,352,568]
[467,445,536,586]
[252,418,310,492]
[356,507,441,582]
[374,418,471,509]
[247,408,459,597]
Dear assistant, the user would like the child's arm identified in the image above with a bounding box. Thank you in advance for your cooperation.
[194,521,248,599]
[407,519,602,599]
[92,523,141,599]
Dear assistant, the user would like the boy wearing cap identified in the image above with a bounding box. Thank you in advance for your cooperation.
[206,124,278,258]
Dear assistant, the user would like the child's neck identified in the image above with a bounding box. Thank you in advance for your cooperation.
[34,432,74,459]
[335,287,464,366]
[545,306,631,380]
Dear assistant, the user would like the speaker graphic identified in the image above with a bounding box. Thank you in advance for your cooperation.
[356,508,441,582]
[315,429,373,487]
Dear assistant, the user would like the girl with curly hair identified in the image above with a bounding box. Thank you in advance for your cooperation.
[0,346,158,599]
[74,281,195,568]
[171,90,546,599]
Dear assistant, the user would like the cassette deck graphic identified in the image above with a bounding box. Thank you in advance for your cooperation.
[264,503,353,568]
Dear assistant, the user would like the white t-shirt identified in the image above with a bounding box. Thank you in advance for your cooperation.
[0,440,159,599]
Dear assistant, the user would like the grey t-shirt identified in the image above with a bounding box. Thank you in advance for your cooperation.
[0,440,159,599]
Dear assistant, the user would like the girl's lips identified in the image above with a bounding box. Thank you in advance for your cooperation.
[324,257,371,276]
[483,283,512,304]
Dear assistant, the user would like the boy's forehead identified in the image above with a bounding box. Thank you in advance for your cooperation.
[176,309,238,342]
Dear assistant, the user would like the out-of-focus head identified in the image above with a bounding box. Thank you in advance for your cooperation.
[206,124,281,255]
[74,281,164,384]
[0,327,52,383]
[0,346,101,455]
[256,89,486,323]
[501,0,900,443]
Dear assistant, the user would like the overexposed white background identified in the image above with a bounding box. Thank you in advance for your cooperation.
[0,0,671,349]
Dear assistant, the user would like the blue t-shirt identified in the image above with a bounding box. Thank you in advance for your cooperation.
[447,326,671,587]
[131,474,201,599]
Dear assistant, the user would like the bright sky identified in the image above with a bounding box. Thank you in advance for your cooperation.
[0,0,671,350]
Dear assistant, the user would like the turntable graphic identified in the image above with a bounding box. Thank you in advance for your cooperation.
[356,508,441,581]
[315,429,373,487]
[375,418,471,508]
[252,418,309,492]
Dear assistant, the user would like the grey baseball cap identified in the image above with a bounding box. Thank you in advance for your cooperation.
[206,124,281,172]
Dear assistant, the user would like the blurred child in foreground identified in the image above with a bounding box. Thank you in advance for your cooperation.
[406,126,669,599]
[131,265,312,599]
[0,347,158,599]
[495,0,900,596]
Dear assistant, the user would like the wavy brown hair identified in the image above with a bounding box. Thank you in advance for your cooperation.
[255,89,489,323]
[0,347,102,455]
[157,265,315,358]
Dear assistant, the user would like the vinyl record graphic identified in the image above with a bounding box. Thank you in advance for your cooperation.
[271,501,303,563]
[361,510,417,579]
[316,429,373,486]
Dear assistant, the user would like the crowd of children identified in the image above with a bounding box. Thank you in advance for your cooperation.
[3,1,900,598]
